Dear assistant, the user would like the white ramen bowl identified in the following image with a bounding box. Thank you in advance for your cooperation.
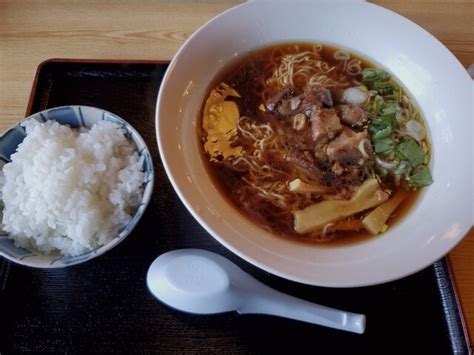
[156,1,473,287]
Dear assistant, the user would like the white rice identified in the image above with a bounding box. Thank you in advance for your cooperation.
[0,120,145,257]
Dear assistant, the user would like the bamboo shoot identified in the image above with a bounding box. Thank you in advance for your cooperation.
[294,179,389,234]
[288,178,329,194]
[362,190,408,235]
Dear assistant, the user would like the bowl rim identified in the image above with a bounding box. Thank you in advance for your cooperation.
[0,105,155,268]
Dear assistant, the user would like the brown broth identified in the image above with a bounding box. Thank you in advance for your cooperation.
[198,42,426,246]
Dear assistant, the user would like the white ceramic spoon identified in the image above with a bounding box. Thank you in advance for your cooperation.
[146,249,366,334]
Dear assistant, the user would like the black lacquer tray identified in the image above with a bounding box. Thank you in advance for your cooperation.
[0,60,469,354]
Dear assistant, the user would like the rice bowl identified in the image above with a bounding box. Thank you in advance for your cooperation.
[0,106,154,268]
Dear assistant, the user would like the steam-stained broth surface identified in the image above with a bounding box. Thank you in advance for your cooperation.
[198,43,431,244]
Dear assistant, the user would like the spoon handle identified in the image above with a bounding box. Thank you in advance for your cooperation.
[236,286,366,334]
